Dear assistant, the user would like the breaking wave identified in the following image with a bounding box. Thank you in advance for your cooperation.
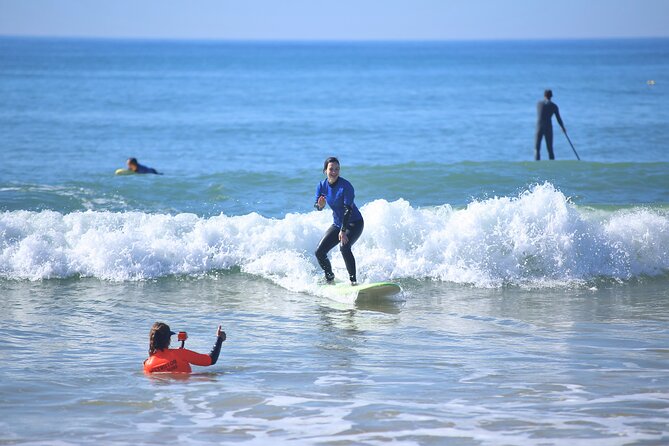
[1,183,667,288]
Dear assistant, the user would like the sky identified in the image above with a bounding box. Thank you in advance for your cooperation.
[1,0,668,41]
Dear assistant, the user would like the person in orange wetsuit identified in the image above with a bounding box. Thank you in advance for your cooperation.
[143,322,226,373]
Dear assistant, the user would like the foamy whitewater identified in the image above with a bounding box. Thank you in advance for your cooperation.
[1,38,668,445]
[2,184,667,288]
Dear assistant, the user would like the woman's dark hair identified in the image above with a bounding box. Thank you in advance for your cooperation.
[323,156,340,172]
[148,322,172,355]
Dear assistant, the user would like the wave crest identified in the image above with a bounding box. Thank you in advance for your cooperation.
[1,183,667,287]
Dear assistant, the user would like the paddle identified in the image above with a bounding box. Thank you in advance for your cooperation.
[562,128,581,160]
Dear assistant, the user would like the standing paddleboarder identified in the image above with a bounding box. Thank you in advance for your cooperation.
[535,89,566,160]
[314,157,364,285]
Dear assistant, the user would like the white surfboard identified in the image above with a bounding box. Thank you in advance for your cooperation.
[319,281,402,304]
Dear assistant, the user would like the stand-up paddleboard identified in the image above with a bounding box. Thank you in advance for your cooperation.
[320,281,402,304]
[115,168,135,175]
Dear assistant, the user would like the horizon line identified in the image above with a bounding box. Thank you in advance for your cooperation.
[1,34,669,44]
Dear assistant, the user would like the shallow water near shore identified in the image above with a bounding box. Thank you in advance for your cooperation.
[2,276,668,445]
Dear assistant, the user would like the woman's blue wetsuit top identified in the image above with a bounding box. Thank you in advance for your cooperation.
[315,177,363,228]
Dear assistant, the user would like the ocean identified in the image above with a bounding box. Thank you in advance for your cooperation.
[1,37,668,445]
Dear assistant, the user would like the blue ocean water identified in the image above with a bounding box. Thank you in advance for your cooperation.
[1,37,668,445]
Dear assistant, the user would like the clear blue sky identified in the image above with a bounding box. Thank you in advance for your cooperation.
[1,0,668,41]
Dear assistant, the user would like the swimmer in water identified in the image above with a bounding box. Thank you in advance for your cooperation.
[313,156,364,285]
[143,322,226,373]
[127,157,160,174]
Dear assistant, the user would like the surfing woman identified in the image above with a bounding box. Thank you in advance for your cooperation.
[143,322,226,373]
[314,157,364,285]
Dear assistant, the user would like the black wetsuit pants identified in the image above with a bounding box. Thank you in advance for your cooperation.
[315,219,364,283]
[535,126,554,160]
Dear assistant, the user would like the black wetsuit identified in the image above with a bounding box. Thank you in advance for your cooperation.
[535,99,564,160]
[135,163,160,174]
[315,222,364,283]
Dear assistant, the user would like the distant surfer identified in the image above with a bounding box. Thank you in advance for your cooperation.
[314,157,364,285]
[535,89,566,160]
[127,157,160,174]
[143,322,226,373]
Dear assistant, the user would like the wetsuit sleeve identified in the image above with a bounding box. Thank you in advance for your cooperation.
[208,333,225,365]
[343,181,355,206]
[341,182,355,228]
[314,182,324,210]
[341,205,352,229]
[554,105,564,129]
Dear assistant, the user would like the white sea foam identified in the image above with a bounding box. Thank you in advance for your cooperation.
[1,183,667,287]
